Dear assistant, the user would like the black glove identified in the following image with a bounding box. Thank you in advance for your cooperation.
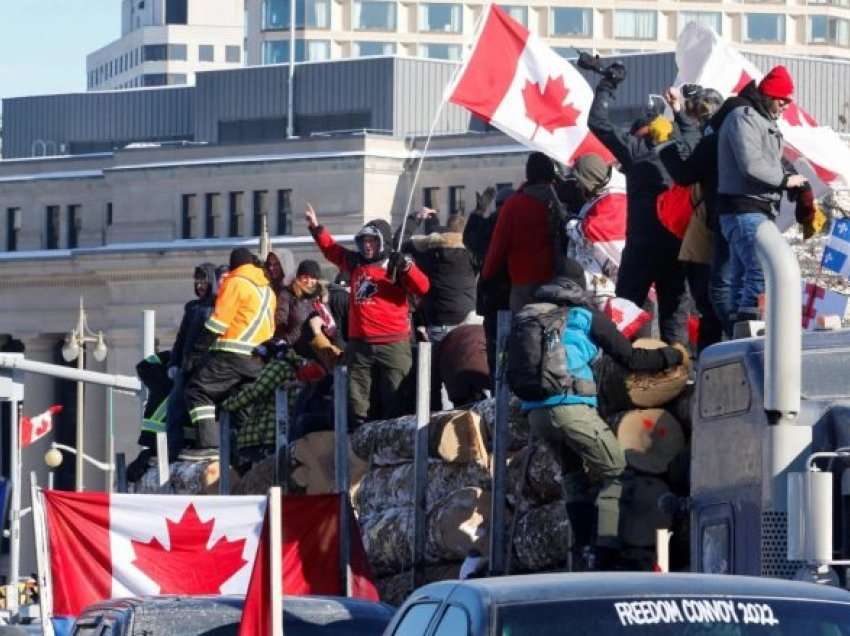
[577,51,605,74]
[387,251,412,281]
[660,346,684,367]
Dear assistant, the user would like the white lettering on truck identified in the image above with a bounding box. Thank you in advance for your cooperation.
[614,599,780,627]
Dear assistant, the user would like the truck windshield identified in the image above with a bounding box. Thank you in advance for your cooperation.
[496,596,850,635]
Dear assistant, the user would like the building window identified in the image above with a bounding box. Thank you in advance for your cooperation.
[253,191,269,236]
[205,193,221,238]
[745,13,785,42]
[46,205,61,249]
[355,41,396,56]
[419,43,461,60]
[809,15,850,46]
[67,205,81,249]
[551,7,592,37]
[263,39,329,62]
[199,44,215,62]
[354,0,397,31]
[614,10,657,40]
[499,5,527,27]
[423,186,440,209]
[166,0,188,24]
[678,11,721,35]
[262,0,330,29]
[226,45,241,63]
[418,3,462,32]
[143,44,187,61]
[181,194,198,239]
[277,189,293,235]
[143,73,187,86]
[449,186,465,215]
[229,191,244,237]
[6,208,21,252]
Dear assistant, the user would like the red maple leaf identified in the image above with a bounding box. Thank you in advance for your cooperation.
[521,75,581,139]
[131,503,248,594]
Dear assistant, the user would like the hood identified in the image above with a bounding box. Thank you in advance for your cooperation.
[720,80,773,122]
[355,219,393,263]
[534,276,590,307]
[410,231,464,251]
[194,262,218,298]
[229,262,271,288]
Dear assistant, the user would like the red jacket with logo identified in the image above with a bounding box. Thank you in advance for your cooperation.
[313,226,430,343]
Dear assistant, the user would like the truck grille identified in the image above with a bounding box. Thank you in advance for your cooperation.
[761,510,803,579]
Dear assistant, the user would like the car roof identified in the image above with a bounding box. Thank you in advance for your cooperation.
[412,573,850,606]
[79,594,395,619]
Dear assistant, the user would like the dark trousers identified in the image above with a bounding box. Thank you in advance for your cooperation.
[709,229,735,337]
[616,240,689,345]
[685,262,724,353]
[347,338,412,424]
[184,352,263,448]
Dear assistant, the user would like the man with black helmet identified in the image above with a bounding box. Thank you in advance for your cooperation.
[583,54,689,346]
[306,204,430,428]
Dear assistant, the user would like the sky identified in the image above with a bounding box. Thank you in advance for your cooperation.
[0,0,120,103]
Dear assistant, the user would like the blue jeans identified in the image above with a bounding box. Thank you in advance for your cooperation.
[709,228,734,338]
[718,212,769,322]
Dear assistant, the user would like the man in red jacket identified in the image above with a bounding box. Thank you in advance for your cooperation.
[306,203,430,428]
[482,152,561,312]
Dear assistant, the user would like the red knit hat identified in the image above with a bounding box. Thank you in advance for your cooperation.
[758,65,794,100]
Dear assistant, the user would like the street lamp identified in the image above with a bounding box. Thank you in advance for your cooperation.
[61,297,108,491]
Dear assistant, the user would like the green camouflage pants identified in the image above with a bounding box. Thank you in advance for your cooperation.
[529,403,626,548]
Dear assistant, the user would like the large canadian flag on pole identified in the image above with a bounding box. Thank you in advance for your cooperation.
[676,22,850,191]
[448,4,613,166]
[43,491,266,628]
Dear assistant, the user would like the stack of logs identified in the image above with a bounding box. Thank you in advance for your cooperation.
[229,338,694,604]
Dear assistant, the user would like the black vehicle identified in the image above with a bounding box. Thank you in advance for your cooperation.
[71,594,394,636]
[384,572,850,635]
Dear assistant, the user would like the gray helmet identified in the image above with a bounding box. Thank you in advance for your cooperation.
[696,88,724,122]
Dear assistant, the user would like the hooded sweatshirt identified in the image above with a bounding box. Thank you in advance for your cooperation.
[311,220,430,343]
[171,263,218,370]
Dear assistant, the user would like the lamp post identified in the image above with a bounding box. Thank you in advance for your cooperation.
[61,297,108,491]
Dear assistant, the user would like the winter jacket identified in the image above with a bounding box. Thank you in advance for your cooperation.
[171,263,217,370]
[717,81,789,215]
[312,222,430,344]
[327,283,350,342]
[136,351,173,447]
[275,280,326,344]
[482,187,557,286]
[588,82,676,246]
[404,231,476,326]
[521,279,683,411]
[673,110,702,153]
[463,212,510,316]
[205,263,276,355]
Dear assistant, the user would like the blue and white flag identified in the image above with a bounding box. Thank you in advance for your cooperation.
[821,218,850,277]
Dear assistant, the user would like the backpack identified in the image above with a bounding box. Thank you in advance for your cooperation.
[507,302,574,401]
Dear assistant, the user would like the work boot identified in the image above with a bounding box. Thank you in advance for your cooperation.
[178,447,220,462]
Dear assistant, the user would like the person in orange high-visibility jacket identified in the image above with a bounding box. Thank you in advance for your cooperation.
[182,248,276,460]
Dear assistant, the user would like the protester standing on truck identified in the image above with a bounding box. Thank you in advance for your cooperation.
[715,65,807,325]
[305,203,430,429]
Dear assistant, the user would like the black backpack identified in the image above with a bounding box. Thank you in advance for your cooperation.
[507,302,574,401]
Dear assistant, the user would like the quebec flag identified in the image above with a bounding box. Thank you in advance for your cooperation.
[821,218,850,277]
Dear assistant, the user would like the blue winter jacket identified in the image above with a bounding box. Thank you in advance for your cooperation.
[522,306,599,411]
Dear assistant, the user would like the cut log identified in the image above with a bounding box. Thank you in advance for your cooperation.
[353,461,490,519]
[511,501,571,572]
[289,431,368,494]
[376,563,461,607]
[620,475,673,548]
[613,409,685,475]
[507,442,600,508]
[471,397,529,451]
[133,460,240,495]
[359,487,491,577]
[625,340,691,408]
[351,409,490,466]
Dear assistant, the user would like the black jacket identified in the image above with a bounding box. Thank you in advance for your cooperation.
[588,82,676,247]
[403,231,476,326]
[463,212,510,315]
[171,263,217,370]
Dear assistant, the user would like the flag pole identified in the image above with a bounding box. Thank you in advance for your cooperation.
[395,3,493,250]
[269,486,284,636]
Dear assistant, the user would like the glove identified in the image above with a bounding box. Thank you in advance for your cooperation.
[387,251,412,280]
[577,51,605,74]
[802,204,829,240]
[660,345,685,368]
[252,338,289,363]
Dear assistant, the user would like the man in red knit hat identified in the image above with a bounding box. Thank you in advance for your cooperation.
[714,65,807,329]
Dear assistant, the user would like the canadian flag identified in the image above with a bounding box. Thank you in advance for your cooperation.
[448,4,613,166]
[20,404,62,448]
[604,297,652,340]
[675,23,850,192]
[43,491,266,627]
